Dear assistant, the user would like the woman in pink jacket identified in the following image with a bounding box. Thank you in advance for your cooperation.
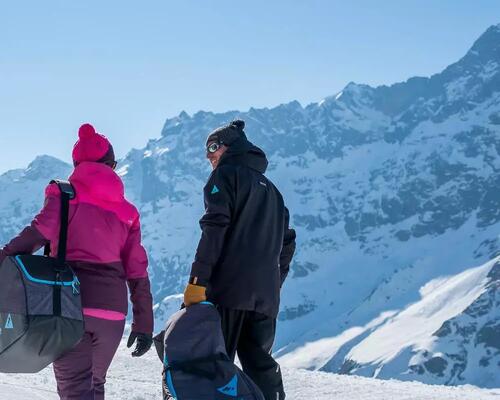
[0,124,154,400]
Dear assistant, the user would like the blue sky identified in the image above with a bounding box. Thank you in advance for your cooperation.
[1,0,499,173]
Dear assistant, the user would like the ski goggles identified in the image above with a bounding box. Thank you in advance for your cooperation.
[206,142,221,154]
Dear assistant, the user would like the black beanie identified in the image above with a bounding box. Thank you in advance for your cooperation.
[206,119,247,146]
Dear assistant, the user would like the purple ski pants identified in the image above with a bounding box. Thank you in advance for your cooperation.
[53,316,125,400]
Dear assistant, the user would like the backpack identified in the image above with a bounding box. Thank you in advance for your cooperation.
[154,302,265,400]
[0,180,84,373]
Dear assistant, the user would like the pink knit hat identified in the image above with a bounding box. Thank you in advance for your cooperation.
[72,123,115,166]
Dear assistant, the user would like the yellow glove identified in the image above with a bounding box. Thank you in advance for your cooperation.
[183,283,207,307]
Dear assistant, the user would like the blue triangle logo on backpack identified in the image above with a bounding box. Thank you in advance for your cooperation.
[211,185,220,195]
[217,374,238,397]
[5,314,14,329]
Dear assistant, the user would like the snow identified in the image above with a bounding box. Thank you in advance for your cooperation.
[478,60,499,81]
[1,342,499,400]
[116,164,130,177]
[445,76,471,101]
[156,147,170,156]
[276,249,499,385]
[346,259,492,365]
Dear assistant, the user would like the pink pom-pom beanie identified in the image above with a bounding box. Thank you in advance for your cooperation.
[72,123,115,166]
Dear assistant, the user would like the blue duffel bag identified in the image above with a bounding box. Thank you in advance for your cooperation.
[154,302,265,400]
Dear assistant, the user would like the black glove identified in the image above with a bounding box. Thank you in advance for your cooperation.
[127,332,153,357]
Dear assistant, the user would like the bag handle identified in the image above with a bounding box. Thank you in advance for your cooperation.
[43,180,75,268]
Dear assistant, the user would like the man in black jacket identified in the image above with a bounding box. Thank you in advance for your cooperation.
[184,120,296,400]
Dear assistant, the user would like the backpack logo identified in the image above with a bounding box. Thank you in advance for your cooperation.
[211,185,220,195]
[217,374,238,397]
[5,314,14,329]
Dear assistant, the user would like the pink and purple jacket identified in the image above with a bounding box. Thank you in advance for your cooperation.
[0,162,153,333]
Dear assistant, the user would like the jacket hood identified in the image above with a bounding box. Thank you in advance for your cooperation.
[69,162,125,203]
[218,137,268,174]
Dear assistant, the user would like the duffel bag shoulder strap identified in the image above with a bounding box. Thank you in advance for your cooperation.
[43,180,76,267]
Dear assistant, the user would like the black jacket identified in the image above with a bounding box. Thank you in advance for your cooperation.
[190,138,296,318]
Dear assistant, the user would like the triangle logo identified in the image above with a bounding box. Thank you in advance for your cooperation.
[5,314,14,329]
[211,185,220,195]
[217,374,238,397]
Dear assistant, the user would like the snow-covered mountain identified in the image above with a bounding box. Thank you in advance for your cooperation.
[281,256,500,387]
[1,24,499,388]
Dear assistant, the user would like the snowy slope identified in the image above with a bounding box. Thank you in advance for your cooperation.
[280,256,500,387]
[0,24,499,388]
[1,342,500,400]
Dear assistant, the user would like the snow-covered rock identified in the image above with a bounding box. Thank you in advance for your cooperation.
[407,259,500,387]
[282,256,500,388]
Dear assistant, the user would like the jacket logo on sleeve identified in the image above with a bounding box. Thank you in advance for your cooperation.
[211,185,220,194]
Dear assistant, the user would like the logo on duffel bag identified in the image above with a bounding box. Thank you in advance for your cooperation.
[217,374,238,397]
[4,314,14,330]
[0,314,14,334]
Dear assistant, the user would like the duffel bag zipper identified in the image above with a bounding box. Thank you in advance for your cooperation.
[71,276,80,295]
[14,256,76,288]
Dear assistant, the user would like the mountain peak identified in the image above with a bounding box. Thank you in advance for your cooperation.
[28,155,67,167]
[286,99,302,109]
[465,23,500,61]
[178,110,190,119]
[25,155,71,180]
